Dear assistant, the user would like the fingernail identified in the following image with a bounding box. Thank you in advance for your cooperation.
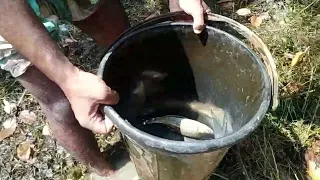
[194,28,202,34]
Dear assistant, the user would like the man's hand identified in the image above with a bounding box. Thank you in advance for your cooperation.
[0,1,117,134]
[61,68,119,134]
[169,0,211,34]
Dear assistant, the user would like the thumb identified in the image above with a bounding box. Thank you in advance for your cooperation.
[179,0,205,34]
[191,7,205,34]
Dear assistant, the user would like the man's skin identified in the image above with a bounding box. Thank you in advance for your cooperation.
[0,0,209,177]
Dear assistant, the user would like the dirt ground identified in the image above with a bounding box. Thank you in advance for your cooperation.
[0,0,319,179]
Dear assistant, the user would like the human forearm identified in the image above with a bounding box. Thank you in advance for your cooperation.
[169,0,183,12]
[0,0,77,88]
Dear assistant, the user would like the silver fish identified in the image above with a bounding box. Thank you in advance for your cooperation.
[144,115,214,139]
[157,100,225,121]
[145,100,233,138]
[187,101,225,120]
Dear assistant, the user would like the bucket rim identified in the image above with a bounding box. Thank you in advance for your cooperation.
[97,13,272,154]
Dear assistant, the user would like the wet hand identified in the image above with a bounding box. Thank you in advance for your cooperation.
[61,68,119,134]
[177,0,211,34]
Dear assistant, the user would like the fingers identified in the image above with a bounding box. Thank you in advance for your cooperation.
[75,103,115,134]
[86,83,118,134]
[191,8,205,34]
[99,89,120,105]
[85,111,115,134]
[104,116,115,133]
[179,0,206,34]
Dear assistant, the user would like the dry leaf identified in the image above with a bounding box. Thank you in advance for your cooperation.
[3,117,17,129]
[306,148,320,180]
[27,158,36,164]
[0,117,17,141]
[3,99,11,114]
[259,12,270,20]
[291,51,304,67]
[284,53,294,59]
[0,128,16,141]
[282,82,303,97]
[64,38,74,44]
[17,141,32,162]
[3,100,11,112]
[2,99,16,114]
[236,8,251,16]
[42,125,51,136]
[250,15,262,27]
[19,110,37,124]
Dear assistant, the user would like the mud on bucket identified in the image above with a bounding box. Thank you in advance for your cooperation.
[97,12,278,180]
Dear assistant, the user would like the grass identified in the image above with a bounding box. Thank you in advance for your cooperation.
[0,0,320,179]
[210,0,320,179]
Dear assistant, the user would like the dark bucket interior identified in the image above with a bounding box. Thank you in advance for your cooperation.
[101,23,270,142]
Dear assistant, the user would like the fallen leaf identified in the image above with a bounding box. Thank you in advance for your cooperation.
[3,99,10,114]
[17,141,32,162]
[250,15,263,27]
[64,38,74,44]
[42,125,52,136]
[283,82,303,96]
[291,51,304,67]
[27,158,36,164]
[259,12,270,20]
[19,110,37,124]
[236,8,251,16]
[2,99,15,114]
[284,53,294,59]
[0,128,16,141]
[2,117,17,129]
[0,117,17,141]
[306,147,320,180]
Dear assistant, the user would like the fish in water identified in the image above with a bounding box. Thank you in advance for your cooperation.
[144,100,225,122]
[124,70,168,122]
[144,115,214,139]
[142,100,233,138]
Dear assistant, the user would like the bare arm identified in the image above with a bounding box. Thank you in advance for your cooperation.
[0,0,77,89]
[0,0,118,134]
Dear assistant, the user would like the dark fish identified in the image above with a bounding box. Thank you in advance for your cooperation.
[125,70,168,121]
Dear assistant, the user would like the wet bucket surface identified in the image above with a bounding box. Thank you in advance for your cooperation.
[98,13,272,180]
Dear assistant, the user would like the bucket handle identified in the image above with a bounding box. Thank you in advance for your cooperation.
[108,12,279,110]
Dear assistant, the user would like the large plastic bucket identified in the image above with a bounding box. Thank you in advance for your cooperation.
[97,12,278,180]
